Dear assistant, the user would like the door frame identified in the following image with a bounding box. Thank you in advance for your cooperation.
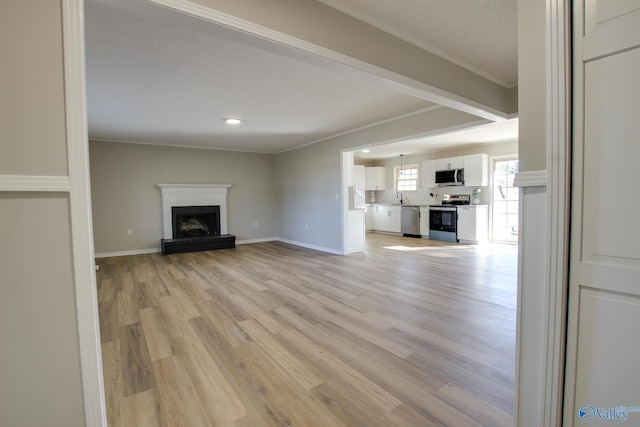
[513,0,572,425]
[65,0,573,425]
[62,0,107,425]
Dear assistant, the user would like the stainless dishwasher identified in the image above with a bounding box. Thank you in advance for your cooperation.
[401,205,421,237]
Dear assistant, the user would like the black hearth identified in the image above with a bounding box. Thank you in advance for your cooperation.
[161,205,235,254]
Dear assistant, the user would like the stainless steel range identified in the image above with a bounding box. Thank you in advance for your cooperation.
[428,194,470,243]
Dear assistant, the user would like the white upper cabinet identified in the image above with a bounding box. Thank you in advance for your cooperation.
[421,160,437,188]
[463,154,489,187]
[417,154,489,188]
[436,157,464,170]
[365,167,386,191]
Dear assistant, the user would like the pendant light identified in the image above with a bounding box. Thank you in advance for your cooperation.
[399,154,404,176]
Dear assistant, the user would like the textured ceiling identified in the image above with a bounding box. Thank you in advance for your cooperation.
[85,0,517,157]
[316,0,518,87]
[85,0,433,153]
[355,118,518,160]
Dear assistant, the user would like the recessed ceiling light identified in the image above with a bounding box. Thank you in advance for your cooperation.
[224,118,242,125]
[361,149,370,153]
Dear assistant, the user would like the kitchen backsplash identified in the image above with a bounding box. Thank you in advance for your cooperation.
[370,186,491,205]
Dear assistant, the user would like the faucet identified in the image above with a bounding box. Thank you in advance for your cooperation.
[397,191,404,204]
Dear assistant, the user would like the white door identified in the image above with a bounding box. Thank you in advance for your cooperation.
[564,1,640,425]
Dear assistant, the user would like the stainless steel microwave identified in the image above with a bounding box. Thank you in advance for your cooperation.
[435,169,464,186]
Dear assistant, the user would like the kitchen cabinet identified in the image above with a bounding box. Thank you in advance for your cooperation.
[390,207,401,233]
[365,167,386,190]
[354,165,366,190]
[365,206,374,231]
[419,206,429,236]
[348,209,365,253]
[375,206,390,231]
[372,205,401,233]
[457,205,488,244]
[421,160,437,188]
[436,156,464,171]
[463,154,489,187]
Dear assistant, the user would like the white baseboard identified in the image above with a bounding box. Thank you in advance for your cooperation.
[95,248,160,258]
[236,237,278,245]
[94,237,344,258]
[276,238,343,255]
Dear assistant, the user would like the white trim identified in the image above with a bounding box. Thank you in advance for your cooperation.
[0,175,71,192]
[276,238,344,255]
[93,238,325,258]
[95,238,344,256]
[95,248,161,258]
[513,170,547,187]
[62,0,107,426]
[515,186,549,426]
[541,0,571,425]
[157,184,233,190]
[236,237,278,245]
[515,1,571,426]
[158,184,231,239]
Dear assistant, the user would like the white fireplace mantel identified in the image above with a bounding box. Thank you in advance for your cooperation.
[158,184,231,239]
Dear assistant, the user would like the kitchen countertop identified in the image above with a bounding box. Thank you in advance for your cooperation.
[365,203,488,207]
[365,203,431,207]
[365,203,425,206]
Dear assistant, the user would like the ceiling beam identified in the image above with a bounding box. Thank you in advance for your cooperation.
[138,0,516,121]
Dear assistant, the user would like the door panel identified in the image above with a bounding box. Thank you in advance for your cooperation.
[582,49,640,263]
[566,0,640,425]
[585,0,640,31]
[574,289,640,425]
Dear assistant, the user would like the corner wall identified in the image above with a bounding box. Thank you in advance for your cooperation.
[275,106,485,253]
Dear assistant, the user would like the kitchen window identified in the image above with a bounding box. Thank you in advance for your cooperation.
[395,164,418,192]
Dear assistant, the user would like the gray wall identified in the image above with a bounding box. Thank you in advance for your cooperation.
[91,107,482,255]
[517,0,547,171]
[0,1,85,426]
[275,107,484,252]
[90,141,279,254]
[275,137,344,251]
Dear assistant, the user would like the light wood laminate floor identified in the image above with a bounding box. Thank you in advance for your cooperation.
[97,233,517,426]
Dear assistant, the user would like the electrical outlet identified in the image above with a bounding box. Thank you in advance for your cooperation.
[305,224,309,230]
[254,221,259,228]
[127,228,133,236]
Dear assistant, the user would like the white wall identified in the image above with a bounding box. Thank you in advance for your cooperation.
[90,141,279,255]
